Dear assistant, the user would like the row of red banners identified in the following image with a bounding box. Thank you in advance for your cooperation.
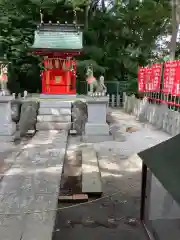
[138,60,180,96]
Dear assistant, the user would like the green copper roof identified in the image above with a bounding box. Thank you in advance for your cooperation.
[31,24,83,51]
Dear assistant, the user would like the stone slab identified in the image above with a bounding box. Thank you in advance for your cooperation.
[85,123,109,135]
[40,94,76,99]
[0,215,24,240]
[19,132,67,240]
[82,145,102,195]
[59,136,82,197]
[21,212,56,240]
[36,122,71,131]
[0,129,68,240]
[40,101,71,108]
[37,115,71,122]
[39,107,71,116]
[32,130,68,140]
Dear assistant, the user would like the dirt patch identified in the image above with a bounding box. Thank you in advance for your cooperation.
[126,127,138,133]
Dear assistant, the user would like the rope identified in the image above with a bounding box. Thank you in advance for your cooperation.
[0,189,123,216]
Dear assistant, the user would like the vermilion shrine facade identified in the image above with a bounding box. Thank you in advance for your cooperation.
[30,23,83,95]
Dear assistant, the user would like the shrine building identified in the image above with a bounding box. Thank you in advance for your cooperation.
[30,21,83,96]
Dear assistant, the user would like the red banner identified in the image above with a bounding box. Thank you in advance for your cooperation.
[144,66,153,92]
[138,67,146,92]
[173,60,180,96]
[162,61,177,94]
[151,63,162,92]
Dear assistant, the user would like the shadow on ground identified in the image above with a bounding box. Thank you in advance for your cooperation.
[52,169,147,240]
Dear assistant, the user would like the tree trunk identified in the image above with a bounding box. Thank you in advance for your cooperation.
[169,0,179,60]
[101,0,106,12]
[84,3,90,30]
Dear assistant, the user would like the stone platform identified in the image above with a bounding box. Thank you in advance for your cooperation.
[36,95,72,131]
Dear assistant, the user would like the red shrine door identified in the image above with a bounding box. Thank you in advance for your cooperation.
[42,58,76,94]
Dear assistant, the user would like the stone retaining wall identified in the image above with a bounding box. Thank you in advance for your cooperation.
[123,93,180,136]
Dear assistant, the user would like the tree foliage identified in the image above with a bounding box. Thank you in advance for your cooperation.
[0,0,171,93]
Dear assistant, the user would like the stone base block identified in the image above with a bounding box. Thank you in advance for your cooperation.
[0,123,16,135]
[39,107,71,116]
[0,135,15,142]
[37,115,71,122]
[85,123,109,135]
[40,94,76,99]
[39,101,71,108]
[36,122,71,131]
[82,135,113,143]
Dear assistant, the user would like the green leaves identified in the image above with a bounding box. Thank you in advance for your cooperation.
[0,0,172,93]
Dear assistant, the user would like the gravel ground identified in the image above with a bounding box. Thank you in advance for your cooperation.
[53,109,170,240]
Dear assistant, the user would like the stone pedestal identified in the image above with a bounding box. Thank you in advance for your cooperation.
[85,96,109,135]
[0,96,16,141]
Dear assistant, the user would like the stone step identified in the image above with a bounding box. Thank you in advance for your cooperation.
[40,101,71,108]
[81,145,102,196]
[40,94,76,99]
[36,122,71,131]
[37,115,71,122]
[38,107,71,116]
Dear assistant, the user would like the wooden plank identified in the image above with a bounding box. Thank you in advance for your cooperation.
[72,194,88,203]
[59,194,88,203]
[82,145,102,196]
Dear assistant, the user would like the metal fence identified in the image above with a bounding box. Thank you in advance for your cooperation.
[76,80,127,108]
[107,94,123,107]
[76,80,128,95]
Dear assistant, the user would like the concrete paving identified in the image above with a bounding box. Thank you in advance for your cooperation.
[0,109,171,240]
[0,130,67,240]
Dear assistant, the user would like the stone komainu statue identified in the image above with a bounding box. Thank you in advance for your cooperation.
[86,65,98,94]
[0,64,8,95]
[86,65,107,96]
[96,76,107,95]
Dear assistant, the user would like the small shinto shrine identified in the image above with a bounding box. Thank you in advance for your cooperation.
[30,22,83,95]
